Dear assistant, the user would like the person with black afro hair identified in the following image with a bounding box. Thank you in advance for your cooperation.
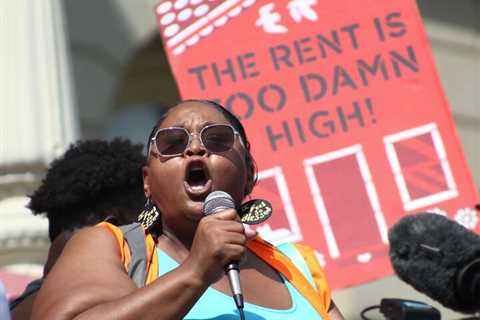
[29,138,147,241]
[10,138,146,320]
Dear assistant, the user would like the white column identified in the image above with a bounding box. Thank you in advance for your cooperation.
[0,0,79,168]
[0,0,79,255]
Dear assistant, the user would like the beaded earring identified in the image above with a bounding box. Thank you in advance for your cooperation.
[138,198,161,231]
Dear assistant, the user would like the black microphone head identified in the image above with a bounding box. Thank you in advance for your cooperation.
[389,212,480,313]
[203,191,235,216]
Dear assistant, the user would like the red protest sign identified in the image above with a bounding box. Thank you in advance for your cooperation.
[155,0,479,289]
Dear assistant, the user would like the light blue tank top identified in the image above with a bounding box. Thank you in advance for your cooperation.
[157,250,323,320]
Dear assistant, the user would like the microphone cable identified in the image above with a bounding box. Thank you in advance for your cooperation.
[238,308,245,320]
[361,308,480,320]
[360,305,380,320]
[360,299,441,319]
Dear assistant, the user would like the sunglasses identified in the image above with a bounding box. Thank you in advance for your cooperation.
[151,124,244,157]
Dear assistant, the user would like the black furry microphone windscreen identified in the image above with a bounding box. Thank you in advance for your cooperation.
[389,212,480,313]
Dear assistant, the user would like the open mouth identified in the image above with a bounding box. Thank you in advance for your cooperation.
[184,160,212,197]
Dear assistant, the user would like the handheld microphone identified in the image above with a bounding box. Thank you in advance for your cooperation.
[389,212,480,313]
[203,191,244,312]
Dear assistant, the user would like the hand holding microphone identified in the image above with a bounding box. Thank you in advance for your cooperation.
[185,191,253,316]
[203,191,248,312]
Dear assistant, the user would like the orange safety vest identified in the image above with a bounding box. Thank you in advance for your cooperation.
[98,222,331,320]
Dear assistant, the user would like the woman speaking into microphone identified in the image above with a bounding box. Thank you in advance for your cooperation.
[32,100,344,320]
